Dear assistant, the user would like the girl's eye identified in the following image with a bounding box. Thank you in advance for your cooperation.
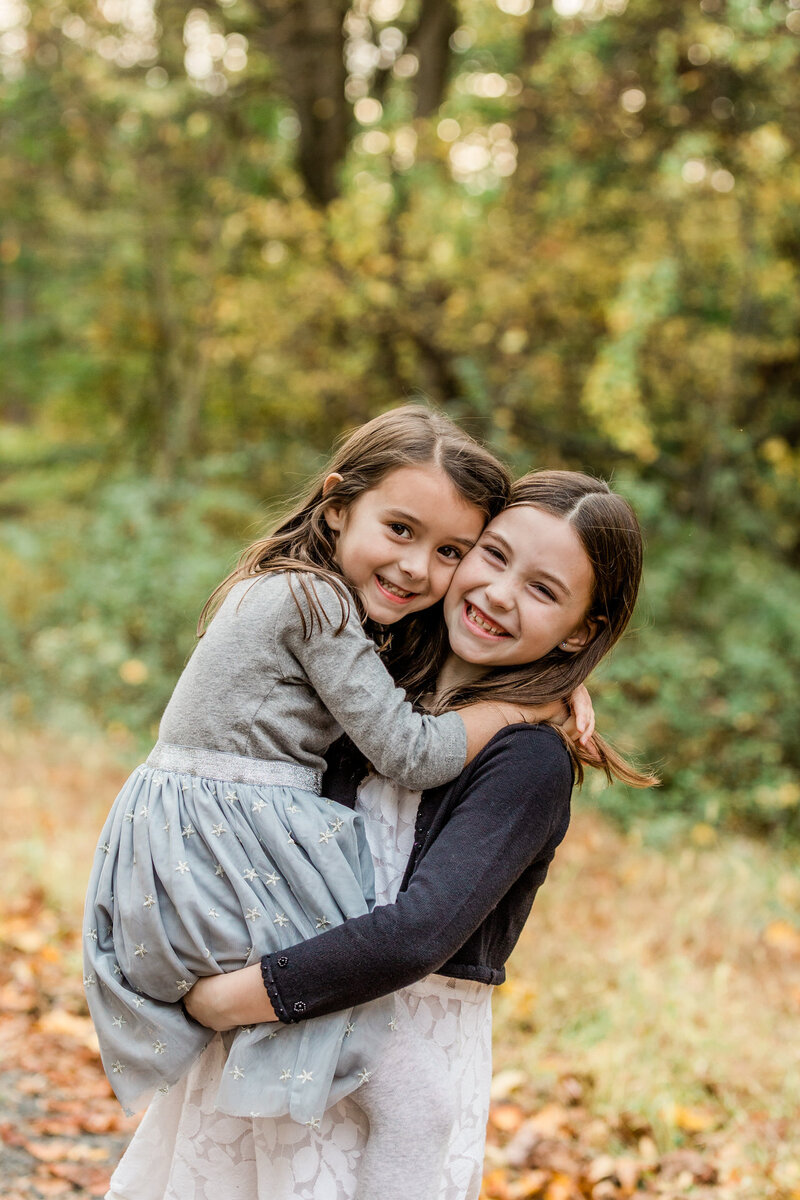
[388,523,412,538]
[438,545,462,561]
[532,583,556,602]
[481,544,505,564]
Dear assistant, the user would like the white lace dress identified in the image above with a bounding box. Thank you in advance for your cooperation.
[107,776,494,1200]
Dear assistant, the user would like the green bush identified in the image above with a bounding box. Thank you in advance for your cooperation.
[1,474,258,746]
[590,479,800,837]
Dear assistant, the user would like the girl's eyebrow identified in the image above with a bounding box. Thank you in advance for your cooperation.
[485,530,571,597]
[483,530,513,554]
[384,508,478,549]
[536,570,572,599]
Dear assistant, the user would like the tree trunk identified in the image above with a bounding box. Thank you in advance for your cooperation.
[251,0,350,205]
[408,0,458,118]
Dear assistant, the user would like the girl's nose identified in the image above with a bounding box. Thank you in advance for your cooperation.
[484,580,514,610]
[398,548,428,582]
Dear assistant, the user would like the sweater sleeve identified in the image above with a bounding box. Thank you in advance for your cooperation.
[262,726,572,1021]
[278,576,466,790]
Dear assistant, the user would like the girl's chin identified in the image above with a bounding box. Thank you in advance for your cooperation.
[448,631,506,667]
[365,597,426,625]
[367,609,410,626]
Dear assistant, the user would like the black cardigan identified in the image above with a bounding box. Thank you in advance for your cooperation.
[260,723,573,1022]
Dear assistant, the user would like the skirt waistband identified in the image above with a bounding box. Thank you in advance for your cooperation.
[145,741,323,795]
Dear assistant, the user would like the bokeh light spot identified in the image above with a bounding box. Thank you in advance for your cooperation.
[620,87,646,113]
[354,97,383,124]
[710,168,735,192]
[682,158,706,183]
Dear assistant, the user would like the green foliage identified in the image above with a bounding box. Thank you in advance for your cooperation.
[1,0,799,832]
[0,472,260,743]
[591,479,800,836]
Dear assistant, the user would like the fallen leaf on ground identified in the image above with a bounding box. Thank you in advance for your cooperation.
[664,1102,719,1133]
[659,1148,718,1184]
[490,1069,529,1101]
[490,1102,527,1134]
[37,1006,100,1049]
[763,920,800,956]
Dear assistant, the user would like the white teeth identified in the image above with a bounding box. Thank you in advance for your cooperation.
[378,577,413,599]
[466,604,507,636]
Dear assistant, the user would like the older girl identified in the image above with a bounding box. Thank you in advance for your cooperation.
[109,470,653,1200]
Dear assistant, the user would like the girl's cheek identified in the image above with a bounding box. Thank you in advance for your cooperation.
[433,563,460,601]
[449,554,474,585]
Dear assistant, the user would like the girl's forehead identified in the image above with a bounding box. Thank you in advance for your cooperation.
[483,504,591,571]
[374,463,464,502]
[369,464,486,523]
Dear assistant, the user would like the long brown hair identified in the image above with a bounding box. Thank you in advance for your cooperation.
[432,471,657,788]
[197,405,511,658]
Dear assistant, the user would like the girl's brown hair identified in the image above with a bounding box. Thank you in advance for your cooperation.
[198,405,511,670]
[433,470,657,788]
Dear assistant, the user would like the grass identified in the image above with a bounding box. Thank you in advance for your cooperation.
[2,725,799,1197]
[492,799,800,1195]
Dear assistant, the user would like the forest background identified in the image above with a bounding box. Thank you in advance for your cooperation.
[3,0,800,836]
[1,1,800,1196]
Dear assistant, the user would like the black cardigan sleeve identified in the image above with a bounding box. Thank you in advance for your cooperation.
[261,725,572,1021]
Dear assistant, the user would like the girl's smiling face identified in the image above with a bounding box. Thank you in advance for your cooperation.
[325,464,486,625]
[443,504,597,670]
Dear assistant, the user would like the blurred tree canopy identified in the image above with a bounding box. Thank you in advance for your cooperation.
[1,0,799,834]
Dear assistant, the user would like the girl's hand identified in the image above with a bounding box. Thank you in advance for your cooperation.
[460,700,564,758]
[460,694,596,759]
[508,687,598,753]
[565,684,595,747]
[184,965,278,1031]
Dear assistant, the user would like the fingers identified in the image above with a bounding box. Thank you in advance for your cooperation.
[569,684,596,745]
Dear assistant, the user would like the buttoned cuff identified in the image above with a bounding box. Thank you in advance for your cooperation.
[260,952,309,1023]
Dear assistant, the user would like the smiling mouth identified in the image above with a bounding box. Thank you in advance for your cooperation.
[464,602,511,638]
[375,575,417,603]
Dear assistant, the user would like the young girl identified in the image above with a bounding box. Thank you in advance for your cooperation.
[151,470,655,1200]
[84,408,570,1191]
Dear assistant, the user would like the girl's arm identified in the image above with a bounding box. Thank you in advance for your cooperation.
[185,724,571,1030]
[281,578,563,788]
[185,963,277,1030]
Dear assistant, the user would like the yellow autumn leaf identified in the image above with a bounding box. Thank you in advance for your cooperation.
[763,920,800,955]
[544,1172,580,1200]
[37,1007,100,1052]
[482,1167,511,1199]
[506,1171,550,1200]
[490,1068,528,1101]
[489,1102,526,1134]
[664,1103,718,1132]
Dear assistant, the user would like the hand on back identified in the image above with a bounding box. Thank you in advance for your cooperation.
[460,683,596,760]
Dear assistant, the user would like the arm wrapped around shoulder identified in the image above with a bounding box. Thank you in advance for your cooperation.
[279,575,467,790]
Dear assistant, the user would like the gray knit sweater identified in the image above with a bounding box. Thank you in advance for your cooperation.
[158,572,467,791]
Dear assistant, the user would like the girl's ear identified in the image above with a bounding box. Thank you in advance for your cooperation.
[561,614,606,653]
[322,472,346,531]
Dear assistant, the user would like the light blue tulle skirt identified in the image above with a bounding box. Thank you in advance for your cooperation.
[82,742,395,1124]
